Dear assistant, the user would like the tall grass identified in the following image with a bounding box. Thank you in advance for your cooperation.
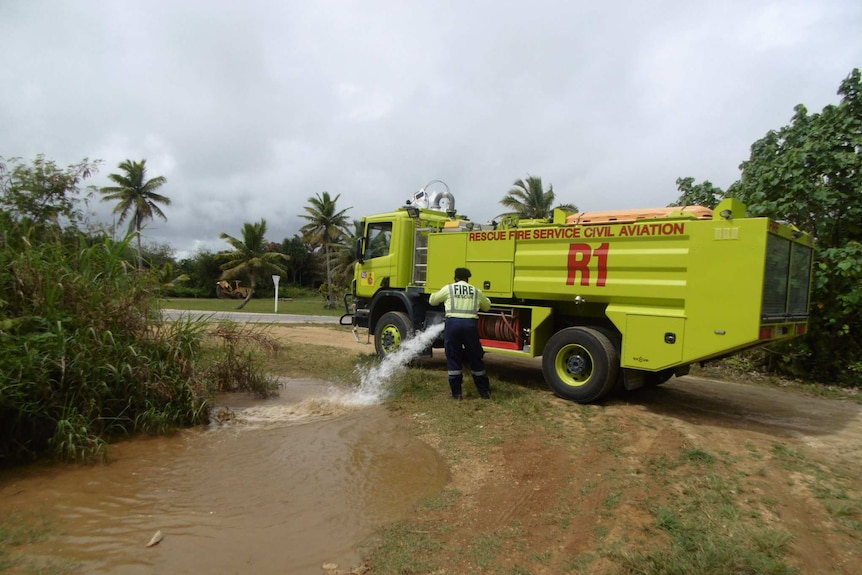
[0,225,229,465]
[203,322,280,397]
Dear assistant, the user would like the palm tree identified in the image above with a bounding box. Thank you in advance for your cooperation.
[152,262,190,297]
[330,218,363,291]
[299,192,351,308]
[219,219,288,310]
[100,159,170,270]
[499,175,577,220]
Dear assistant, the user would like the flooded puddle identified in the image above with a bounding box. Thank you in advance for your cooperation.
[0,368,448,574]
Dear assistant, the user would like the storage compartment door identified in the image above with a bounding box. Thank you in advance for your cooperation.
[622,315,685,371]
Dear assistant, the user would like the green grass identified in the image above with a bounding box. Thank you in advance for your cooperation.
[468,531,505,569]
[615,447,799,575]
[0,512,51,548]
[362,522,447,574]
[769,441,862,535]
[160,296,346,317]
[262,341,374,381]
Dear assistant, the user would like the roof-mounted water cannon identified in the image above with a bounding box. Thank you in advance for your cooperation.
[404,180,456,218]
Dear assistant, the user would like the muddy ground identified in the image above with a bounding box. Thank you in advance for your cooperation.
[275,325,862,574]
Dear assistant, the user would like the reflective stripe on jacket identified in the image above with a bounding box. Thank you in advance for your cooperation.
[428,280,491,319]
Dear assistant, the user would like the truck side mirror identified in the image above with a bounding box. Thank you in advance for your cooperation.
[355,237,365,263]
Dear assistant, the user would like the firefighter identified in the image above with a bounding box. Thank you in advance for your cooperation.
[428,267,492,400]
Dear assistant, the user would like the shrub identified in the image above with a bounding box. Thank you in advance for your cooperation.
[0,227,212,464]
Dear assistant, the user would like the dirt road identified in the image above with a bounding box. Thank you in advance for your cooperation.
[275,325,862,574]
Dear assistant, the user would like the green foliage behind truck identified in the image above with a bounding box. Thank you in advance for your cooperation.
[344,187,814,403]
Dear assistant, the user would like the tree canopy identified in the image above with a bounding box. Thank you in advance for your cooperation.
[730,69,862,383]
[100,159,170,270]
[499,176,577,219]
[299,191,351,308]
[0,155,100,229]
[219,219,288,309]
[674,69,862,384]
[669,177,724,209]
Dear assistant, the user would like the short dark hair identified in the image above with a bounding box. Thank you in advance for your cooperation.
[454,267,471,281]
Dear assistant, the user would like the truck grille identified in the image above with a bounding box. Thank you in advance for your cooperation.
[761,234,813,321]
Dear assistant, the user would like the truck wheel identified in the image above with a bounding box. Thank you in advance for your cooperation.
[593,326,624,393]
[542,327,619,403]
[374,311,412,358]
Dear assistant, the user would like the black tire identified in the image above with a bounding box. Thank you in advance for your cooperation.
[593,325,622,350]
[216,286,228,299]
[374,311,412,358]
[542,327,619,403]
[593,325,625,393]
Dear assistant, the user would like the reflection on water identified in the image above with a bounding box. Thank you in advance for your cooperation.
[0,379,448,575]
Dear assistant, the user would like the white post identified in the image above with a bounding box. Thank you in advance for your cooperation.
[272,275,281,313]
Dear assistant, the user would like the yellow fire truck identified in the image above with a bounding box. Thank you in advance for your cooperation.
[343,183,814,403]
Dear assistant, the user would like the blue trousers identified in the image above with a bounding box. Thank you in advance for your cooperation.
[444,317,491,397]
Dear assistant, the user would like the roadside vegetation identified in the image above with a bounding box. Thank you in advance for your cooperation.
[0,152,341,465]
[0,222,278,464]
[0,157,278,466]
[671,69,862,387]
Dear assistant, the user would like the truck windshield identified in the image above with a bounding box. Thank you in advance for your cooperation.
[366,222,392,259]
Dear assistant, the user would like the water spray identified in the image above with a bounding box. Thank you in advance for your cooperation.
[222,323,445,426]
[343,322,445,405]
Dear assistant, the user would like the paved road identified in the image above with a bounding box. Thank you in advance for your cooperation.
[160,309,342,324]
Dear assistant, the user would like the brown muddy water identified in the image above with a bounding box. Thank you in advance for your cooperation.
[0,377,449,575]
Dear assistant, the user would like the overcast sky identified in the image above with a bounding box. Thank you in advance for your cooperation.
[2,1,860,259]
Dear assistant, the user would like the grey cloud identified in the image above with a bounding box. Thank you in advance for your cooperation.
[2,0,860,257]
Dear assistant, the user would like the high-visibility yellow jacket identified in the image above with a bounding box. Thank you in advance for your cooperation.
[429,280,491,319]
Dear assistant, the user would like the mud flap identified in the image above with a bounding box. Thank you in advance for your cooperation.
[624,365,690,390]
[674,365,691,377]
[622,368,646,391]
